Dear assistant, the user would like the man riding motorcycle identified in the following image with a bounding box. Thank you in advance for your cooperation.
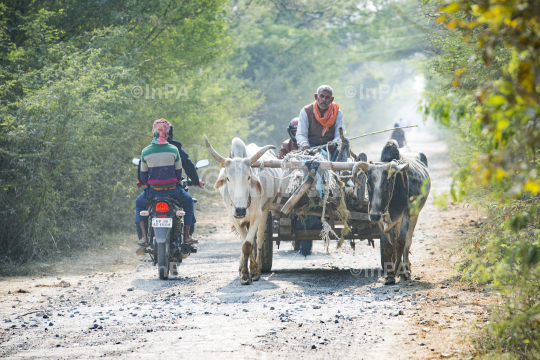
[277,118,299,159]
[390,123,406,148]
[135,119,198,247]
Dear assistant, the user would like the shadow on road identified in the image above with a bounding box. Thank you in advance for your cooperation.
[214,267,385,298]
[263,268,381,294]
[216,276,280,302]
[130,276,195,292]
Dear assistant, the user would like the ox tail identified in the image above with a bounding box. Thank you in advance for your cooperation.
[230,223,239,237]
[229,222,249,237]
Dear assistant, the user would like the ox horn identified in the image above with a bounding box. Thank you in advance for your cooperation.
[204,135,227,166]
[352,161,370,186]
[388,161,409,179]
[248,145,276,164]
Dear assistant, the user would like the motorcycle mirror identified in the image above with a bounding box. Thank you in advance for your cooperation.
[195,159,209,169]
[132,158,141,166]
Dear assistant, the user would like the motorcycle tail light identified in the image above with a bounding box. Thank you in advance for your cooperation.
[156,202,169,213]
[176,210,185,216]
[139,210,149,216]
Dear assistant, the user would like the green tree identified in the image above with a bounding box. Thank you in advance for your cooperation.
[228,0,431,145]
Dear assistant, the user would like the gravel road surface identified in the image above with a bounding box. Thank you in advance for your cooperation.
[0,125,489,359]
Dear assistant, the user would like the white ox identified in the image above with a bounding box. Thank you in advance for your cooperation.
[204,136,282,285]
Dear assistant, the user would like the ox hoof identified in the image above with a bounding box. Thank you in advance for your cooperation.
[240,277,253,285]
[251,272,261,282]
[399,274,410,282]
[240,268,252,285]
[384,276,396,285]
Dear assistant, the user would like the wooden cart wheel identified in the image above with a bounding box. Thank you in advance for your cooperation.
[262,212,274,273]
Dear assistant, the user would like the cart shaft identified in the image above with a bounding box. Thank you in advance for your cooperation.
[252,160,357,171]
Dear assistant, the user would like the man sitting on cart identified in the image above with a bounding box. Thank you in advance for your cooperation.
[297,85,346,161]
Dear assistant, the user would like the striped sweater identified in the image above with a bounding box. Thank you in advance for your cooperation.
[140,143,182,189]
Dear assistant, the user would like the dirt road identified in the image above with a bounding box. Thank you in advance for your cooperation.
[0,125,490,359]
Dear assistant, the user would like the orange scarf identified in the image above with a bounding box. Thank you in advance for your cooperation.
[312,101,339,136]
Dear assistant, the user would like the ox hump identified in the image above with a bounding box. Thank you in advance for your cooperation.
[231,138,248,158]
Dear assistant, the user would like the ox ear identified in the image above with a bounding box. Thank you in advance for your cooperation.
[250,177,264,196]
[214,169,227,189]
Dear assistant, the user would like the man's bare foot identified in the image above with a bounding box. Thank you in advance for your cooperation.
[184,236,199,245]
[183,224,199,245]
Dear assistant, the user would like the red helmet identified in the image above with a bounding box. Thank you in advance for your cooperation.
[287,118,299,143]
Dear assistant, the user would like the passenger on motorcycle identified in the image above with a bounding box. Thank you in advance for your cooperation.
[135,119,198,247]
[165,121,204,236]
[165,121,204,188]
[277,118,299,159]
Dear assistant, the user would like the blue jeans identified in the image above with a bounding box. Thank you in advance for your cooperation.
[135,186,196,226]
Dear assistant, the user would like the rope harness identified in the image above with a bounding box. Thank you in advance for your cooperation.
[382,172,397,224]
[319,170,340,254]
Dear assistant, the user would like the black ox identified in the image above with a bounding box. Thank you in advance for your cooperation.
[353,140,430,285]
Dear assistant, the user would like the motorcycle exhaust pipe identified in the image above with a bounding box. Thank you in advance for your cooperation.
[180,243,192,259]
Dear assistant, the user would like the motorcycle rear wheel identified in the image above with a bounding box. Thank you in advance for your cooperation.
[157,242,169,280]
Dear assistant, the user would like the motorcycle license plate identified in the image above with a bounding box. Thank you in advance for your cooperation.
[152,218,172,228]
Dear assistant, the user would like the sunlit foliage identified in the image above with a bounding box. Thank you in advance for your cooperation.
[422,1,540,357]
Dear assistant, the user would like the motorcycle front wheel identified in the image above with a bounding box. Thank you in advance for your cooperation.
[157,241,169,280]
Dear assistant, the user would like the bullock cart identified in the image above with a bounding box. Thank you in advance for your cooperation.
[252,151,381,273]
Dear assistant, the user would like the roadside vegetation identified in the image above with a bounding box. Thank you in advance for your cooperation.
[422,0,540,358]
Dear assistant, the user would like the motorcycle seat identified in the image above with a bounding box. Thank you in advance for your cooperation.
[150,195,182,207]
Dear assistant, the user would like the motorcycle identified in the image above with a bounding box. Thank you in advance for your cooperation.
[132,158,209,279]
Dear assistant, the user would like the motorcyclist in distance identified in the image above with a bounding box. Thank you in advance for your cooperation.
[390,123,406,148]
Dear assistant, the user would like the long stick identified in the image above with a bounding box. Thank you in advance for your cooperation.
[348,125,418,141]
[303,125,418,152]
